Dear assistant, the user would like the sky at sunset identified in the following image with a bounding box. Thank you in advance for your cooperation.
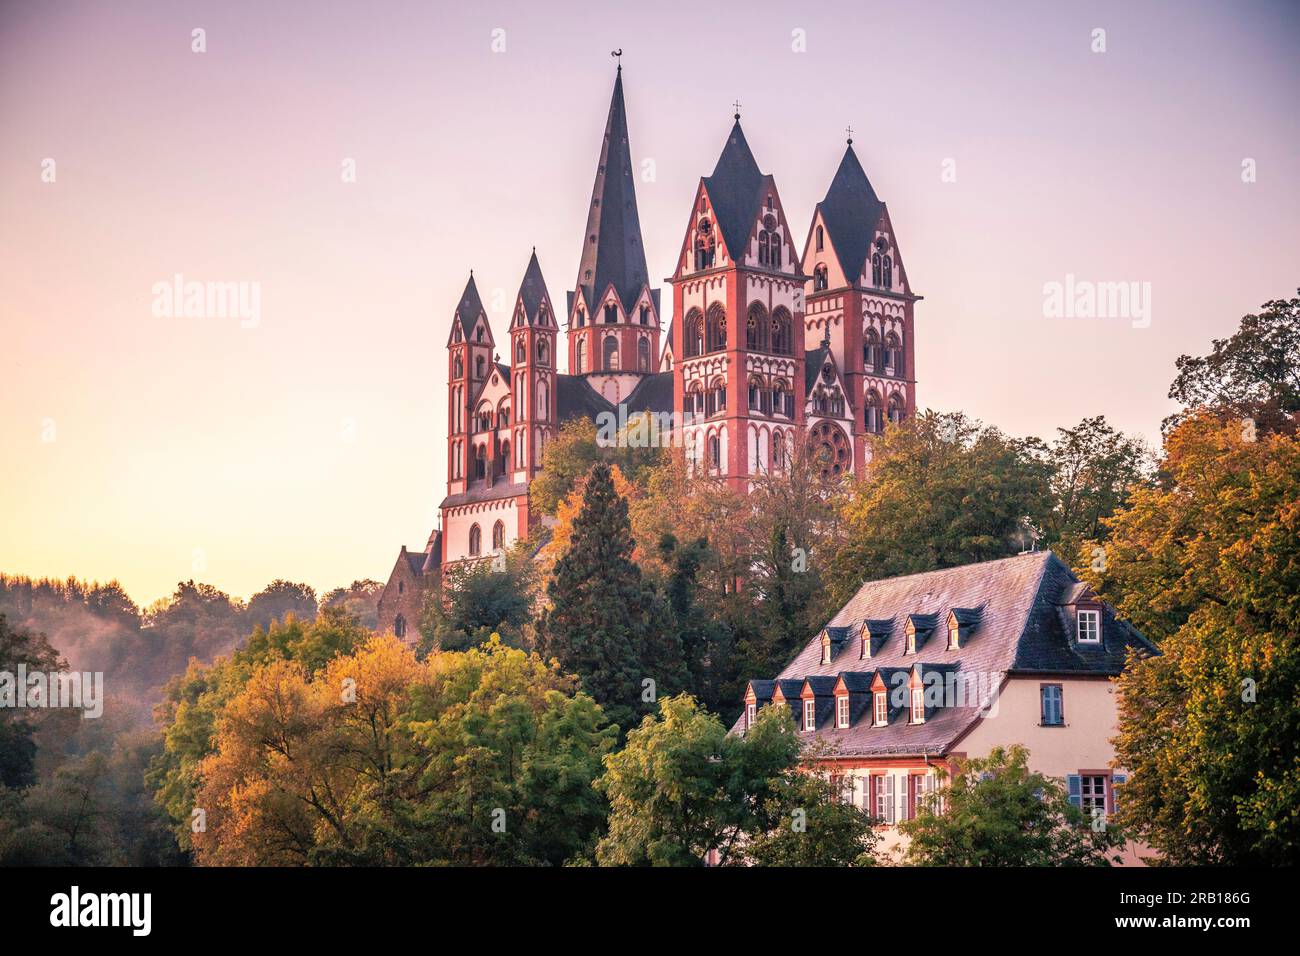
[2,0,1298,607]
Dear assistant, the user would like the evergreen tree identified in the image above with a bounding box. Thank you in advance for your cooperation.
[537,463,682,729]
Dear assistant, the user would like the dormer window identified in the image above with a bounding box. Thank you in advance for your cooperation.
[604,304,618,324]
[873,691,888,726]
[948,621,960,649]
[1078,609,1101,643]
[820,634,832,664]
[746,701,757,728]
[836,695,850,729]
[476,327,485,343]
[803,699,816,732]
[910,688,925,724]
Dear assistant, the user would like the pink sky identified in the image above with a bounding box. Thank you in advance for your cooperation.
[2,0,1297,606]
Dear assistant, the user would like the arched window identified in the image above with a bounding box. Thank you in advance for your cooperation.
[694,219,716,270]
[639,306,650,326]
[575,339,587,374]
[687,383,705,419]
[537,379,548,420]
[746,303,769,352]
[394,614,406,639]
[708,432,721,471]
[772,429,786,470]
[453,441,463,478]
[872,253,882,287]
[538,338,549,365]
[888,392,905,424]
[705,303,727,353]
[758,230,770,266]
[492,520,505,551]
[814,264,829,291]
[603,335,620,370]
[474,445,487,479]
[684,309,704,357]
[469,524,482,556]
[865,390,883,434]
[604,304,618,324]
[475,355,485,378]
[637,337,650,371]
[497,439,509,476]
[771,307,792,355]
[477,403,492,432]
[475,327,485,344]
[516,340,525,363]
[574,310,585,328]
[863,327,881,372]
[498,402,510,427]
[885,332,902,375]
[882,256,892,288]
[707,378,727,416]
[453,354,464,379]
[773,380,791,418]
[816,225,824,251]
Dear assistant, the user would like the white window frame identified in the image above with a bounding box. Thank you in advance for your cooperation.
[873,691,888,726]
[836,695,850,728]
[746,702,756,728]
[1077,609,1101,643]
[803,699,816,732]
[910,687,925,724]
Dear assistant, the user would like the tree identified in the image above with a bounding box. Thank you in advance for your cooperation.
[597,696,876,866]
[899,746,1125,866]
[528,417,665,517]
[419,540,537,654]
[1043,415,1151,555]
[1087,414,1300,864]
[826,411,1054,609]
[1166,289,1300,436]
[245,579,318,631]
[0,614,62,789]
[536,462,683,730]
[319,579,383,629]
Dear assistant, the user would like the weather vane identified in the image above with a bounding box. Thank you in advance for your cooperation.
[611,49,622,71]
[846,124,854,145]
[732,99,742,120]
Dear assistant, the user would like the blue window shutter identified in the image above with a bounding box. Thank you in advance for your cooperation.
[1112,774,1127,813]
[1067,774,1081,808]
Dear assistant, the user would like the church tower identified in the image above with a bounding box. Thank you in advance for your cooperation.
[445,273,495,497]
[801,139,919,473]
[567,67,661,404]
[508,250,558,484]
[669,113,807,492]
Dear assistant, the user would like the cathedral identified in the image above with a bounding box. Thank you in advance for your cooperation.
[377,66,919,643]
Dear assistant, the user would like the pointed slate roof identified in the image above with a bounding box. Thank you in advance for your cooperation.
[517,250,549,321]
[702,119,766,260]
[454,274,489,338]
[818,144,883,285]
[574,70,651,315]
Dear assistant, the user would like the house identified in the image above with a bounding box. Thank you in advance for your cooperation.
[734,550,1158,861]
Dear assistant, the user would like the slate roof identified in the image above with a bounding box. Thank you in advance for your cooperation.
[439,480,530,510]
[817,145,883,286]
[623,371,674,415]
[555,374,615,422]
[805,344,830,391]
[702,119,768,262]
[454,274,489,339]
[574,70,653,315]
[517,250,550,320]
[733,551,1158,757]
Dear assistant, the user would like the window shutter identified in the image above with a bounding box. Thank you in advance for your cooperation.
[1067,774,1081,808]
[1112,774,1126,814]
[870,775,879,819]
[885,775,896,825]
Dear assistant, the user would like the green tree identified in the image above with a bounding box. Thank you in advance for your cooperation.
[826,411,1053,608]
[0,614,62,789]
[529,417,666,517]
[319,579,383,629]
[418,540,536,653]
[1166,289,1300,436]
[900,746,1125,866]
[245,579,318,631]
[537,463,683,729]
[1043,415,1151,555]
[1088,415,1300,864]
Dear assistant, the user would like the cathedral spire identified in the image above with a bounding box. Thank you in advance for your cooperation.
[818,143,883,286]
[573,68,650,316]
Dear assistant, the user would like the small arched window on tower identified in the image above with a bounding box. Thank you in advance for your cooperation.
[474,445,487,480]
[492,520,505,552]
[575,339,587,374]
[469,524,482,556]
[477,403,492,432]
[888,392,905,425]
[864,328,882,372]
[516,340,525,363]
[537,379,548,420]
[476,327,485,344]
[814,264,829,292]
[639,306,650,326]
[453,354,464,379]
[708,432,721,472]
[884,331,902,375]
[538,338,549,365]
[706,303,727,353]
[687,382,705,419]
[772,307,792,355]
[475,356,485,378]
[746,303,769,352]
[762,216,781,268]
[603,335,620,370]
[604,304,618,324]
[865,389,883,434]
[707,378,727,416]
[871,253,882,287]
[496,439,509,477]
[574,310,585,328]
[882,256,892,289]
[498,401,510,427]
[684,309,704,357]
[637,336,650,371]
[816,225,824,251]
[694,219,716,270]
